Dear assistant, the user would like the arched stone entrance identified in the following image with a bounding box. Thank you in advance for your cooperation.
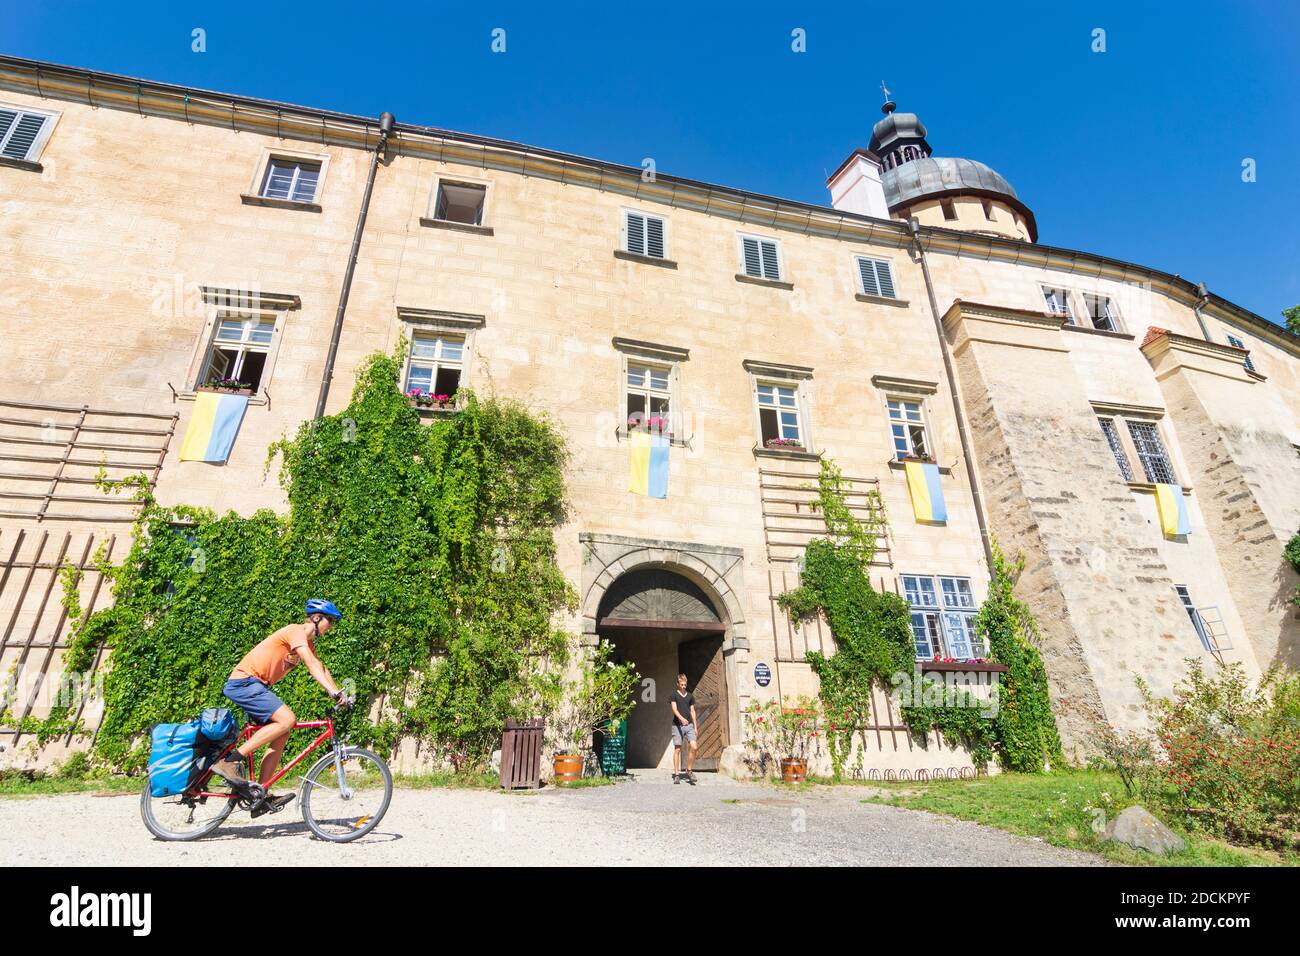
[580,533,748,772]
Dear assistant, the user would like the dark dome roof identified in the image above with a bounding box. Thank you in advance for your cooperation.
[883,156,1019,206]
[881,156,1037,239]
[869,111,928,155]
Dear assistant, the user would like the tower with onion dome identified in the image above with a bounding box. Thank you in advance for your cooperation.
[828,90,1037,242]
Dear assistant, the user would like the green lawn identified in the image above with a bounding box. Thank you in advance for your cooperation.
[860,769,1293,867]
[0,770,142,798]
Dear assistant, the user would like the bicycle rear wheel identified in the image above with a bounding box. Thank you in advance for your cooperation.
[300,746,392,842]
[140,775,237,841]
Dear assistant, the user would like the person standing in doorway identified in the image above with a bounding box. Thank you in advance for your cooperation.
[670,672,698,785]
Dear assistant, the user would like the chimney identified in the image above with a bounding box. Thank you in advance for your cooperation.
[827,149,888,219]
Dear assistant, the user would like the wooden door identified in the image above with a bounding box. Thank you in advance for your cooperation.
[678,636,728,770]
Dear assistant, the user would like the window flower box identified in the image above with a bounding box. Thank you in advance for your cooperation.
[199,379,254,397]
[920,658,1009,674]
[765,437,805,451]
[406,390,457,411]
[625,416,672,436]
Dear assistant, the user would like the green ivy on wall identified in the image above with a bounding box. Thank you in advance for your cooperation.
[779,460,1062,775]
[43,347,575,773]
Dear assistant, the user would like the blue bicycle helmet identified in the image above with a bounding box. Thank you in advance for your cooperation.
[305,598,342,620]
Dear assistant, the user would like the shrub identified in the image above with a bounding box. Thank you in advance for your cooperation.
[1143,660,1300,849]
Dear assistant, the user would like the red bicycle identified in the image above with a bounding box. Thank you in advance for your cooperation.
[140,705,392,843]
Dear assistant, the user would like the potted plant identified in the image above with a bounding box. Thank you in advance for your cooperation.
[407,389,458,410]
[765,437,805,452]
[406,388,434,408]
[201,376,253,396]
[773,695,821,783]
[546,641,639,785]
[626,415,672,437]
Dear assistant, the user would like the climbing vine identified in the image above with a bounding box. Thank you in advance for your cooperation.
[779,459,1061,775]
[43,346,575,772]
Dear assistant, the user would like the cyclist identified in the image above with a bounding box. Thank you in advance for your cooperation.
[213,599,348,817]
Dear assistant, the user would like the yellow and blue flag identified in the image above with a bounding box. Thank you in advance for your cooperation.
[629,430,669,498]
[1154,482,1191,537]
[179,392,249,463]
[904,460,947,523]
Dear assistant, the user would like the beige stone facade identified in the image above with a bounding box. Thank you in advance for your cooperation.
[1,57,1296,772]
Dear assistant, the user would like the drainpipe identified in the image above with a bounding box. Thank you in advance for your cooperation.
[1192,281,1213,342]
[314,111,396,420]
[908,218,996,571]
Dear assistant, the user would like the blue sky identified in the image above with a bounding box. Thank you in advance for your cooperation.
[8,0,1299,321]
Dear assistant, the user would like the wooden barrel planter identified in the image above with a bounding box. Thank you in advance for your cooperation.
[780,757,807,784]
[552,753,583,786]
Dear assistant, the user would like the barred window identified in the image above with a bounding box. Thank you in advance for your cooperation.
[1226,334,1256,374]
[1098,417,1135,481]
[1126,420,1177,484]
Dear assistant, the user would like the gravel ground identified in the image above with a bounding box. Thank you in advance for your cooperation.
[0,771,1106,866]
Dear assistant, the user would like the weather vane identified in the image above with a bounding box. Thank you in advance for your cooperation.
[880,81,892,103]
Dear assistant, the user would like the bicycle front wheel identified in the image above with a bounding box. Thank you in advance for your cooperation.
[300,746,392,842]
[140,776,236,841]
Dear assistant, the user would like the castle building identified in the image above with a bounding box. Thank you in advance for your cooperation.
[1,56,1296,773]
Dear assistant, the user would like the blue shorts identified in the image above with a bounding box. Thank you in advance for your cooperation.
[223,677,285,724]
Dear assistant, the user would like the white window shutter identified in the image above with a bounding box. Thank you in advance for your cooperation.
[858,258,880,297]
[645,216,665,258]
[0,110,46,160]
[760,240,780,280]
[742,237,762,277]
[876,260,895,298]
[626,212,646,255]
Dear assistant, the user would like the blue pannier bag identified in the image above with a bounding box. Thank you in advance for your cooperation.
[147,720,203,798]
[147,709,241,798]
[200,707,239,746]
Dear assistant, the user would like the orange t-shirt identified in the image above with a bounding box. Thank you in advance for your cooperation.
[230,626,313,685]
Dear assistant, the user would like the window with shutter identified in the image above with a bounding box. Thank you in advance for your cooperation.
[740,235,781,280]
[624,211,667,258]
[856,256,896,298]
[0,107,52,161]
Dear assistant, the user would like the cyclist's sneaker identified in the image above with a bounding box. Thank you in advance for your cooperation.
[211,754,248,782]
[250,793,296,818]
[687,771,698,786]
[672,773,681,784]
